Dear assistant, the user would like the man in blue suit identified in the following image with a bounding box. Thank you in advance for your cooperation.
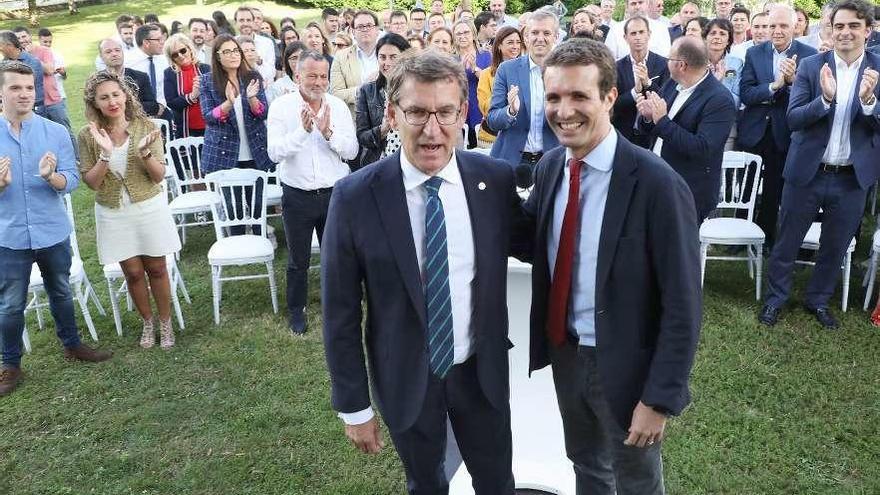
[322,51,519,494]
[760,0,880,329]
[613,15,669,148]
[637,36,737,222]
[738,5,817,248]
[488,10,560,188]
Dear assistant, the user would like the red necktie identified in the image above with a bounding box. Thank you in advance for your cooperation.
[546,158,583,347]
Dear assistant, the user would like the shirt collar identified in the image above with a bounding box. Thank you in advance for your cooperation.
[528,56,540,72]
[401,149,461,192]
[565,128,617,173]
[356,44,376,60]
[676,70,710,93]
[834,51,865,71]
[773,42,792,55]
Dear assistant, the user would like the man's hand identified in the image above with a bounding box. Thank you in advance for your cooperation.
[344,416,385,454]
[316,104,332,139]
[646,91,667,123]
[0,156,11,188]
[38,151,57,180]
[507,84,520,115]
[301,106,315,133]
[859,68,878,105]
[624,401,667,448]
[633,61,649,93]
[780,54,798,85]
[820,63,837,103]
[635,92,654,121]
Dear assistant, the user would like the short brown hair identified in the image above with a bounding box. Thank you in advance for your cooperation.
[543,38,616,97]
[387,50,467,106]
[0,59,33,87]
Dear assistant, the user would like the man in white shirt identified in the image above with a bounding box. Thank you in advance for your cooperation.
[330,10,380,118]
[648,0,671,26]
[760,0,880,330]
[605,0,672,59]
[267,51,358,335]
[490,0,519,29]
[126,24,170,114]
[731,11,770,60]
[600,0,616,27]
[187,18,210,64]
[95,15,140,70]
[321,49,518,495]
[234,6,276,84]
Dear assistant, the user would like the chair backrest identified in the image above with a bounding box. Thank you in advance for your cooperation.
[717,151,763,221]
[149,118,172,159]
[206,169,268,240]
[166,136,206,194]
[61,194,82,259]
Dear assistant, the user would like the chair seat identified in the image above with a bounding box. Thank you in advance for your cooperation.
[700,218,765,244]
[208,235,274,265]
[103,254,177,279]
[29,257,84,288]
[169,190,220,214]
[266,184,282,206]
[801,222,856,251]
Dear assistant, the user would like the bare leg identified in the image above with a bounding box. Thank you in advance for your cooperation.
[120,257,153,320]
[143,256,172,322]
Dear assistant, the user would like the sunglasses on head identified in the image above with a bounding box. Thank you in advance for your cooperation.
[171,46,189,58]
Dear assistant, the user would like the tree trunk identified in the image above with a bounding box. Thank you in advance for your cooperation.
[27,0,38,25]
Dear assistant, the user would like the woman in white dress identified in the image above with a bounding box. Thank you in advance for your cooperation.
[78,71,182,350]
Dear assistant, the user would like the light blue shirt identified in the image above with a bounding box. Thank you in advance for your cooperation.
[0,114,78,250]
[547,130,617,347]
[524,57,544,153]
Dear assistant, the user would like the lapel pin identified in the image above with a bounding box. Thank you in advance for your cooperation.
[478,181,486,191]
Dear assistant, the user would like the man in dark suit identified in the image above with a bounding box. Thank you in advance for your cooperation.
[322,50,518,494]
[637,36,737,222]
[760,0,880,329]
[612,15,669,148]
[518,38,701,494]
[97,38,162,118]
[738,5,817,248]
[669,1,701,41]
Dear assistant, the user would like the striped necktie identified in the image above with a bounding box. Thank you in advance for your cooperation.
[424,176,454,378]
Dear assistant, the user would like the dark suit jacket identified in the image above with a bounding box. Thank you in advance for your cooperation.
[868,30,880,49]
[784,50,880,189]
[640,74,737,219]
[322,150,521,433]
[612,52,669,147]
[123,68,160,118]
[164,63,211,139]
[354,80,386,169]
[518,136,701,430]
[487,56,560,167]
[668,25,683,42]
[737,40,817,151]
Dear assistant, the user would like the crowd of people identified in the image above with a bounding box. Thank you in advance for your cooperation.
[1,0,880,492]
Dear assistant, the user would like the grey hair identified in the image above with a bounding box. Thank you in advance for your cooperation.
[528,9,560,30]
[768,3,797,24]
[387,49,467,106]
[296,49,329,72]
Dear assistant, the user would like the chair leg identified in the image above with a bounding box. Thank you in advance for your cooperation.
[864,251,879,311]
[22,324,31,353]
[755,243,763,301]
[106,276,123,337]
[84,275,106,316]
[76,282,99,341]
[699,242,708,287]
[267,261,278,314]
[842,252,852,313]
[171,282,185,330]
[747,245,755,279]
[175,262,192,304]
[211,265,221,325]
[33,291,45,330]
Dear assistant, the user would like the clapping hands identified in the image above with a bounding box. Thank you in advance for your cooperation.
[635,91,668,124]
[0,156,11,188]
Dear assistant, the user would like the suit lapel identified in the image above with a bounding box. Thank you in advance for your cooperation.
[849,54,875,123]
[456,152,489,329]
[537,151,566,245]
[596,136,638,290]
[519,57,532,118]
[370,156,427,330]
[349,48,363,85]
[620,56,634,91]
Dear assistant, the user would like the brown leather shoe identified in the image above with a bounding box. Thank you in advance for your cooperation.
[0,366,22,396]
[63,344,112,362]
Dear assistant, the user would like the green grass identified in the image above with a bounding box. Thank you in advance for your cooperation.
[3,2,880,494]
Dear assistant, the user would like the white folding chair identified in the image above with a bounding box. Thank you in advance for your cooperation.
[206,169,278,325]
[474,123,493,149]
[166,137,221,244]
[699,151,765,300]
[862,229,880,311]
[797,222,856,312]
[150,118,176,199]
[265,168,283,218]
[24,194,105,350]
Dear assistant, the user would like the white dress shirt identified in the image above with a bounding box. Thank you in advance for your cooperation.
[525,57,545,153]
[652,70,710,156]
[822,52,876,165]
[266,90,358,189]
[95,33,139,70]
[126,50,169,105]
[356,45,379,80]
[605,17,671,60]
[253,34,277,84]
[729,40,754,65]
[338,150,476,426]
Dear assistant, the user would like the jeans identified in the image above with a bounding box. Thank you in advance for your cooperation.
[0,239,81,367]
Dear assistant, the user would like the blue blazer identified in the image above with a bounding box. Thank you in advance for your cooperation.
[487,56,559,167]
[784,50,880,189]
[612,51,669,146]
[516,137,701,429]
[737,40,817,151]
[321,150,521,433]
[164,63,211,139]
[640,75,737,219]
[198,71,274,173]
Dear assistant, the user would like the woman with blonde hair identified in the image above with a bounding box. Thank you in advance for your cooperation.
[163,33,210,138]
[303,21,334,66]
[452,19,490,148]
[78,71,181,349]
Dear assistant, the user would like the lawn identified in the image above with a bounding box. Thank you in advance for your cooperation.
[2,2,880,494]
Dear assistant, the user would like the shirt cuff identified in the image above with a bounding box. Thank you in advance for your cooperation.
[506,105,517,119]
[212,105,229,122]
[338,407,374,425]
[861,101,876,115]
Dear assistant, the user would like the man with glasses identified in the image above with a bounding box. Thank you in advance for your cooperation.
[126,24,172,122]
[321,49,519,494]
[388,11,409,36]
[233,6,276,83]
[268,50,357,335]
[409,8,428,38]
[331,10,380,119]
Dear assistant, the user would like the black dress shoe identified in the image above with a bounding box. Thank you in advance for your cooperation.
[289,310,307,335]
[758,305,780,326]
[804,305,839,329]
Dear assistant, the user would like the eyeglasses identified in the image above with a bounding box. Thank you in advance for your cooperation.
[219,47,241,56]
[353,23,376,31]
[399,107,461,126]
[171,46,189,59]
[146,37,163,43]
[334,42,350,48]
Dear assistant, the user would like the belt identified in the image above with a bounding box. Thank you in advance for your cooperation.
[820,163,854,174]
[290,186,333,195]
[521,151,544,163]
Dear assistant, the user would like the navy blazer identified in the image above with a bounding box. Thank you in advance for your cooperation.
[198,71,273,173]
[487,56,560,167]
[517,136,701,430]
[737,40,817,151]
[668,25,683,42]
[641,75,737,219]
[784,50,880,189]
[321,150,522,433]
[123,68,160,118]
[164,63,211,139]
[612,52,669,146]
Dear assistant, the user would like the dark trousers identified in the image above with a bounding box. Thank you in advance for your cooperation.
[387,356,515,495]
[222,160,263,236]
[281,185,331,313]
[744,130,787,248]
[764,170,866,310]
[549,344,664,495]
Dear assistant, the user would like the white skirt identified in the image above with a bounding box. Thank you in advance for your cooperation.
[95,193,182,265]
